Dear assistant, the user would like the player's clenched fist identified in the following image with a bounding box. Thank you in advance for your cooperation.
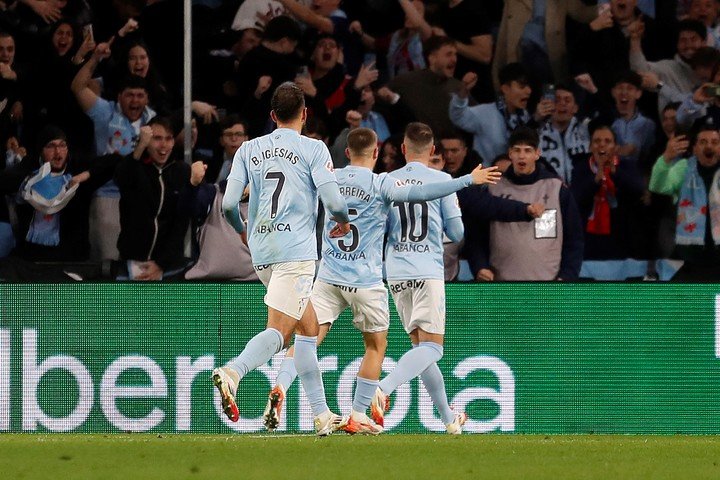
[469,164,501,185]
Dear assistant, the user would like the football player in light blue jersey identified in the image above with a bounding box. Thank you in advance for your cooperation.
[263,128,501,434]
[212,82,351,436]
[371,122,471,434]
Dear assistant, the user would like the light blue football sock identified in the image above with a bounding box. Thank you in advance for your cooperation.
[421,362,455,425]
[352,376,379,414]
[275,356,297,392]
[229,328,283,381]
[294,335,329,417]
[379,341,443,395]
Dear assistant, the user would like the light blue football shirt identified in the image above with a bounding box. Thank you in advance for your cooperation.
[227,128,338,266]
[386,162,462,281]
[317,166,411,288]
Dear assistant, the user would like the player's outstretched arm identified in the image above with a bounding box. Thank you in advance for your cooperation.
[222,177,247,234]
[384,166,501,203]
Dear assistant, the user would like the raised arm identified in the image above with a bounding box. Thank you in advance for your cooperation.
[277,0,334,33]
[71,41,112,112]
[399,0,432,40]
[454,35,492,64]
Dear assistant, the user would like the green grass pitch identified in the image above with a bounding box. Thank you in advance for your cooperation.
[2,434,720,479]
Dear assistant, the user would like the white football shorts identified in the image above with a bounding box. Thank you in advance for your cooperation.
[254,260,315,320]
[311,280,390,333]
[388,279,446,335]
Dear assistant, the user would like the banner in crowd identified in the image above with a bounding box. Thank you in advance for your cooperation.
[1,283,719,434]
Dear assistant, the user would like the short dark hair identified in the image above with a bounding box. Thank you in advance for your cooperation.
[439,130,468,145]
[271,82,305,122]
[693,123,720,145]
[219,114,248,134]
[347,128,377,155]
[508,126,539,149]
[498,62,529,86]
[404,122,434,154]
[677,19,707,42]
[263,16,301,43]
[147,116,175,136]
[424,36,456,57]
[662,102,681,114]
[612,70,642,89]
[589,123,617,142]
[312,33,341,51]
[0,30,13,40]
[554,82,576,97]
[303,116,328,139]
[118,74,148,93]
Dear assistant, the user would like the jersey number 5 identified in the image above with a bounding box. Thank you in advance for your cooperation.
[393,202,428,242]
[265,171,285,219]
[338,208,359,252]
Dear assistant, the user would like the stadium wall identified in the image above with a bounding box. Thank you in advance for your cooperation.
[0,283,718,434]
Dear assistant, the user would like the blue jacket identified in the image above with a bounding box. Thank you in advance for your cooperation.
[449,94,531,167]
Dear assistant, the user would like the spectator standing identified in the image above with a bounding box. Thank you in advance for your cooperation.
[571,125,645,260]
[484,127,584,280]
[630,19,705,114]
[208,115,249,184]
[71,40,156,262]
[115,117,206,280]
[439,130,481,178]
[649,125,720,280]
[435,0,495,102]
[537,84,591,185]
[379,36,462,137]
[0,125,119,263]
[233,15,302,137]
[449,63,533,167]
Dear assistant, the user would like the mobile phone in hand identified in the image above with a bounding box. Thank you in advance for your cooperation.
[542,84,556,102]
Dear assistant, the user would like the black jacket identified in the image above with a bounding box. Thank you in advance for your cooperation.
[114,156,197,270]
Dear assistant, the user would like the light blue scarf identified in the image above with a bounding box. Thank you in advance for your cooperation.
[21,170,72,247]
[675,157,720,246]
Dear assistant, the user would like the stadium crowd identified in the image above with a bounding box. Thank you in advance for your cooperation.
[0,0,719,281]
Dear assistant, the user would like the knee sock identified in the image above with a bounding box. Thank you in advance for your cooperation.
[275,356,297,392]
[229,328,283,381]
[294,334,329,417]
[421,362,455,425]
[379,342,443,395]
[352,376,379,415]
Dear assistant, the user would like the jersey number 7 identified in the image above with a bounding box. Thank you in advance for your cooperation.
[265,171,285,219]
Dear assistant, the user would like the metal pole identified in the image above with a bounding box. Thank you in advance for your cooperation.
[183,0,192,165]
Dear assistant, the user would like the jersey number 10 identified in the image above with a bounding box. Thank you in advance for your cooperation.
[393,202,429,242]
